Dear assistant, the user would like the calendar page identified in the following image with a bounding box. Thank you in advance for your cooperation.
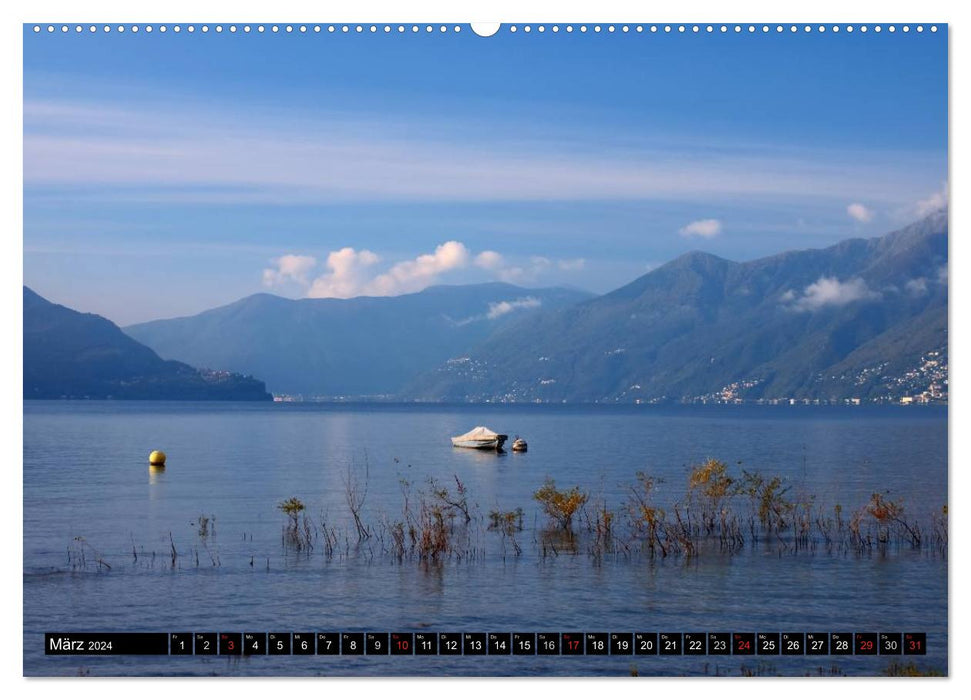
[22,19,948,678]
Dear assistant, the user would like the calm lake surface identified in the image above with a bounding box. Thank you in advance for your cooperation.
[22,401,948,676]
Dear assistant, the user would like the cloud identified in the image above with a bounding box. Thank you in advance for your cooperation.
[786,276,880,312]
[451,296,545,325]
[474,253,584,285]
[679,219,722,238]
[307,241,470,298]
[915,185,948,217]
[846,203,874,223]
[262,254,317,287]
[306,247,380,298]
[23,97,946,206]
[365,241,470,296]
[290,242,590,299]
[486,297,542,319]
[905,278,928,296]
[474,250,505,271]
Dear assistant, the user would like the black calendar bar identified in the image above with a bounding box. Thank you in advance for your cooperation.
[44,632,929,655]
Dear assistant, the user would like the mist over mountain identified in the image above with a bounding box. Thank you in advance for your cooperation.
[24,287,272,400]
[409,211,948,403]
[125,283,593,396]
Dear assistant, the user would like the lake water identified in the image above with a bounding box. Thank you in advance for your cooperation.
[22,401,948,676]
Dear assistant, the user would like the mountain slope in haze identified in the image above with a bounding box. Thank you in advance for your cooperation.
[409,210,948,403]
[24,287,272,400]
[125,283,593,396]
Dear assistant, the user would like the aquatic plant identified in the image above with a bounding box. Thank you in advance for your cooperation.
[342,459,371,541]
[388,519,407,561]
[417,476,480,560]
[487,506,524,558]
[67,536,111,571]
[736,470,793,534]
[249,459,950,569]
[933,504,948,555]
[375,474,481,563]
[625,472,669,557]
[488,507,523,534]
[533,478,588,531]
[411,494,451,561]
[277,497,313,553]
[430,475,472,524]
[687,458,734,534]
[190,514,220,566]
[194,514,213,539]
[278,497,305,518]
[864,493,922,547]
[317,514,342,559]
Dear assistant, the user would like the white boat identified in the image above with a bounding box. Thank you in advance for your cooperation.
[451,426,508,451]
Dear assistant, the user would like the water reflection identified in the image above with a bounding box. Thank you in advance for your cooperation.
[449,447,509,465]
[148,464,165,486]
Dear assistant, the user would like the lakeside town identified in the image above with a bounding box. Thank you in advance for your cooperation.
[269,347,947,407]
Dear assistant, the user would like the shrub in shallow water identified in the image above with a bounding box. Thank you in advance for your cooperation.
[736,470,794,534]
[429,475,472,524]
[626,472,671,556]
[278,497,305,519]
[534,478,588,531]
[689,458,733,499]
[865,492,922,547]
[278,497,313,553]
[687,458,735,534]
[488,508,523,534]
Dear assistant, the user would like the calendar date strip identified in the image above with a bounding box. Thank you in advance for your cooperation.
[46,632,927,656]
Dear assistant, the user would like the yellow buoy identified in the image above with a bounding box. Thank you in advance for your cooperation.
[149,450,166,466]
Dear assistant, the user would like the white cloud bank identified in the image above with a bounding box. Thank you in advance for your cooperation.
[846,203,874,223]
[904,267,948,297]
[362,241,470,297]
[785,276,880,312]
[306,248,381,298]
[474,250,504,271]
[262,254,317,287]
[262,242,583,299]
[472,251,585,285]
[679,219,722,238]
[915,185,948,217]
[487,297,542,319]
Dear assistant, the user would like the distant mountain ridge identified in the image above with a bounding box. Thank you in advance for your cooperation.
[409,210,948,403]
[125,283,593,396]
[23,287,272,400]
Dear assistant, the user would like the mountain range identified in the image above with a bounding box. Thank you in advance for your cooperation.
[410,210,948,403]
[23,287,271,400]
[28,210,948,403]
[125,283,592,397]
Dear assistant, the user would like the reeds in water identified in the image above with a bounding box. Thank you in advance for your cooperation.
[71,456,946,574]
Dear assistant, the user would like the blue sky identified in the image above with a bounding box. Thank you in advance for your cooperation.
[23,24,947,325]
